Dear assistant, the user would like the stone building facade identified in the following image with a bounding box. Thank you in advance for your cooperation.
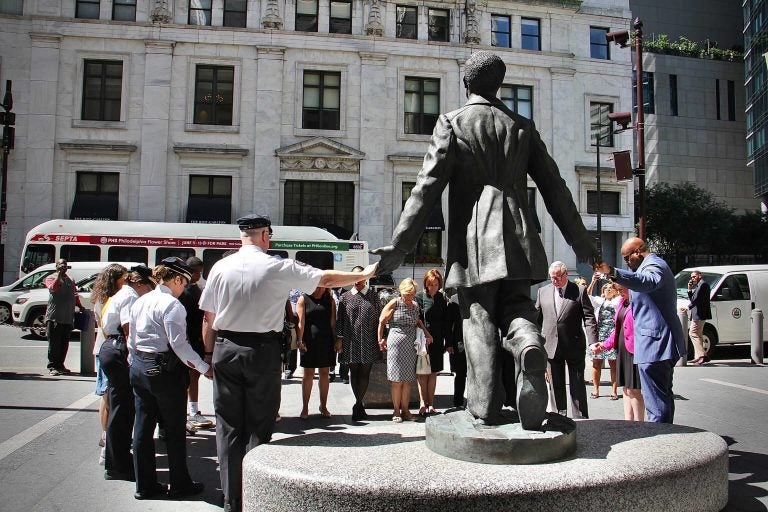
[0,0,634,283]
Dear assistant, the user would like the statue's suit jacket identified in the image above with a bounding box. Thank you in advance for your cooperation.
[391,94,593,289]
[614,254,687,365]
[535,281,598,360]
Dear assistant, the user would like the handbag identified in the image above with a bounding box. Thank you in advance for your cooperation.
[415,328,428,356]
[416,353,432,375]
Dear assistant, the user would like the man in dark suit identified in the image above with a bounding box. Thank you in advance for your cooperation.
[682,270,712,365]
[596,237,686,423]
[536,262,597,419]
[373,51,596,429]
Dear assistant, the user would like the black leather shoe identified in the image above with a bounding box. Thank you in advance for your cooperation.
[134,483,168,500]
[104,470,135,482]
[168,481,204,499]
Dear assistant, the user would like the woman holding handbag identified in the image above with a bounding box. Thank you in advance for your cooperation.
[378,278,432,423]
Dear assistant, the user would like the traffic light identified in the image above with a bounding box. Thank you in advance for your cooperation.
[2,126,14,150]
[1,80,13,150]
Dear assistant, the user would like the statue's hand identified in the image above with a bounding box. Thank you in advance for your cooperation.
[370,245,406,275]
[571,236,599,264]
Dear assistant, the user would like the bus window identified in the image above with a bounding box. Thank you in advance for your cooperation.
[267,250,289,260]
[108,246,149,264]
[156,248,196,265]
[61,245,100,262]
[202,249,231,278]
[22,244,55,272]
[296,251,333,270]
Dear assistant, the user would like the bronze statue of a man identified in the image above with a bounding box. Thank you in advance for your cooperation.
[373,51,596,429]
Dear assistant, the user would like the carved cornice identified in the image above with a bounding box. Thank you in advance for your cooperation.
[29,33,62,48]
[280,158,359,173]
[58,141,138,153]
[173,143,249,156]
[387,153,423,163]
[262,0,283,30]
[145,39,175,53]
[359,52,388,64]
[277,137,364,173]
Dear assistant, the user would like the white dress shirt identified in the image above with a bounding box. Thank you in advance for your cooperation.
[101,285,139,337]
[129,285,209,374]
[199,245,323,333]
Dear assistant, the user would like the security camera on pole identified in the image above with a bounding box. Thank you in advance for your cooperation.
[0,80,14,284]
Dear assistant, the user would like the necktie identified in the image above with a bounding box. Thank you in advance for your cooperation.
[556,287,564,314]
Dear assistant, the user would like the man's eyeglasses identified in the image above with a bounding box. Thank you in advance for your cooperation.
[622,250,638,263]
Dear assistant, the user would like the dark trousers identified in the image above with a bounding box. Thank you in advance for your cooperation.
[638,359,676,423]
[46,321,72,370]
[348,363,372,403]
[449,351,467,408]
[458,280,538,421]
[130,354,193,493]
[283,346,297,373]
[549,351,589,418]
[214,334,282,512]
[99,341,134,476]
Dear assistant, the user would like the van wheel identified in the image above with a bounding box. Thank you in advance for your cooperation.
[28,308,48,340]
[702,324,718,358]
[0,302,11,324]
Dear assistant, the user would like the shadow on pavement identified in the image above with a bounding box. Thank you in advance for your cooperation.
[722,436,768,512]
[154,430,222,507]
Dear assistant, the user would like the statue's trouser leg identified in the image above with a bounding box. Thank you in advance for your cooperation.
[503,319,548,430]
[458,280,540,424]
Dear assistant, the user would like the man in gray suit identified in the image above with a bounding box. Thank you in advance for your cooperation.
[536,261,598,419]
[373,52,596,429]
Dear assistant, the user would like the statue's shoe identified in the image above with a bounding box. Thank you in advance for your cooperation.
[515,344,548,431]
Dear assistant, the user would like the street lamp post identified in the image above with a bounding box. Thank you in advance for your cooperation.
[0,80,14,285]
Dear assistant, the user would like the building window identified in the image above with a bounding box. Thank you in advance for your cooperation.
[302,71,341,130]
[491,14,511,48]
[715,79,721,120]
[633,71,655,114]
[396,5,417,39]
[669,74,678,116]
[187,175,232,224]
[295,0,318,32]
[193,65,234,125]
[403,182,442,263]
[189,0,212,25]
[330,1,352,34]
[0,0,23,15]
[428,8,449,42]
[284,180,355,239]
[590,102,614,147]
[112,0,136,21]
[587,190,620,215]
[223,0,247,28]
[499,85,533,119]
[521,18,540,51]
[590,26,609,59]
[728,80,736,121]
[404,77,439,135]
[76,0,100,19]
[70,172,119,220]
[81,60,123,122]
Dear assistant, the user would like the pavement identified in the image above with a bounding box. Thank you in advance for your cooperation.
[0,325,766,511]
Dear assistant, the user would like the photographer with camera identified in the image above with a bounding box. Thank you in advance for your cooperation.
[44,259,83,376]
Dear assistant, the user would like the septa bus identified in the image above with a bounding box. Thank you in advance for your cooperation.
[21,219,369,278]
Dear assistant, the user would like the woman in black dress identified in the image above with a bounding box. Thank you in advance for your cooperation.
[414,268,449,416]
[297,286,337,419]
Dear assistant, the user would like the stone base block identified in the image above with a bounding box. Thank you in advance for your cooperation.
[243,419,728,512]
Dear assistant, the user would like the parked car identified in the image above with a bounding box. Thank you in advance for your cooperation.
[675,265,768,358]
[12,262,141,339]
[0,261,128,325]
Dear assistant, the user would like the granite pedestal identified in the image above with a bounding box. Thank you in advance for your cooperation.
[243,419,728,512]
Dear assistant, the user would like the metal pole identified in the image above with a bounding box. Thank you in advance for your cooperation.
[0,146,7,285]
[676,307,689,367]
[751,308,764,365]
[634,17,646,240]
[596,130,602,260]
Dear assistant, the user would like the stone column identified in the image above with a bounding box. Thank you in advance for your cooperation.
[25,33,61,226]
[253,46,285,218]
[138,39,174,221]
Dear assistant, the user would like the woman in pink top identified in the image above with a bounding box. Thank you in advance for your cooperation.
[591,284,645,421]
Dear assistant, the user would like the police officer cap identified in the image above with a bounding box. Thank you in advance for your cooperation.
[130,264,153,280]
[160,257,194,281]
[236,214,272,231]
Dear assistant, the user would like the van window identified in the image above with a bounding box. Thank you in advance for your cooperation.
[108,246,149,264]
[714,274,751,301]
[267,250,289,260]
[156,248,196,265]
[202,249,231,279]
[22,244,55,272]
[13,269,56,291]
[296,250,333,270]
[61,245,100,262]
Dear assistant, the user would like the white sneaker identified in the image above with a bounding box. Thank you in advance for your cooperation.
[188,412,213,428]
[98,447,105,466]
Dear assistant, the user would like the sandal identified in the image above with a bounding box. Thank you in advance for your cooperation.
[590,392,599,399]
[610,394,619,401]
[319,406,332,418]
[392,415,403,423]
[418,406,427,417]
[402,413,415,422]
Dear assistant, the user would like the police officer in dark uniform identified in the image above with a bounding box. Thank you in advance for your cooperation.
[128,258,213,500]
[200,214,378,512]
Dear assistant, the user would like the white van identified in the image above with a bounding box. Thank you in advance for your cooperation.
[675,265,768,357]
[10,261,140,339]
[0,261,130,325]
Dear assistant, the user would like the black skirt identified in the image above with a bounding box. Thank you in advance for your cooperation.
[617,333,641,390]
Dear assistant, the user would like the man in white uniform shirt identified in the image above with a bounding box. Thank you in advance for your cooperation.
[200,214,377,512]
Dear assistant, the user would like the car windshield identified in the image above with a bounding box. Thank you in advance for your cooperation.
[76,275,97,292]
[17,270,55,290]
[674,271,722,299]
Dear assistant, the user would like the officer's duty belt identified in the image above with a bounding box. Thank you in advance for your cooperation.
[133,350,169,361]
[218,330,281,345]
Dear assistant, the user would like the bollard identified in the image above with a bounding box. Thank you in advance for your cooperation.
[751,309,764,365]
[79,310,96,375]
[677,307,689,367]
